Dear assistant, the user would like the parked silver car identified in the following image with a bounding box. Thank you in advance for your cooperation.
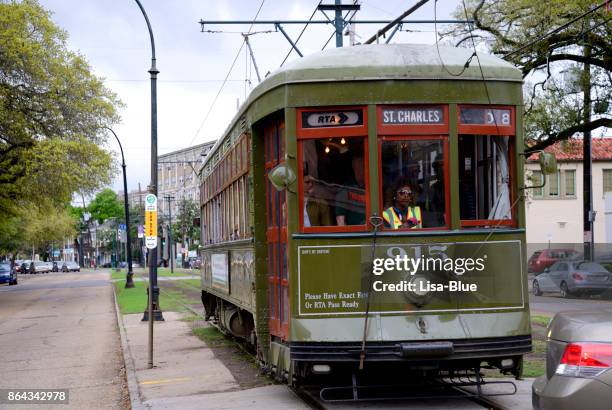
[532,260,612,298]
[61,261,80,272]
[533,310,612,409]
[30,261,50,274]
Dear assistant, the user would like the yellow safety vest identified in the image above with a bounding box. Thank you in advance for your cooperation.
[382,206,422,229]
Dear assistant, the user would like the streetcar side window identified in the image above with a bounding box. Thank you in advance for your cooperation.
[380,139,447,229]
[458,135,512,224]
[300,137,367,229]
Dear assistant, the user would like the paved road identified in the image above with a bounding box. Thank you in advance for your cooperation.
[0,270,126,409]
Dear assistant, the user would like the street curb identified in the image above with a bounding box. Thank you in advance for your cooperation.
[112,284,144,410]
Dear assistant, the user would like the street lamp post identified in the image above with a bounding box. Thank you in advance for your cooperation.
[133,0,163,370]
[103,127,134,288]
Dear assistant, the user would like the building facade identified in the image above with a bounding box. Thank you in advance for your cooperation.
[525,138,612,246]
[157,141,215,216]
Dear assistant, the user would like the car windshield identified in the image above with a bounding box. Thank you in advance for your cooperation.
[0,264,10,271]
[576,262,609,272]
[549,250,579,259]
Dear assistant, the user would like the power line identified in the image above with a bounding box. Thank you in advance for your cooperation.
[280,1,322,67]
[434,0,475,77]
[504,1,609,58]
[189,0,266,148]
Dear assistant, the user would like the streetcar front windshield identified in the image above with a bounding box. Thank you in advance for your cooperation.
[301,137,367,228]
[380,139,447,229]
[458,135,511,223]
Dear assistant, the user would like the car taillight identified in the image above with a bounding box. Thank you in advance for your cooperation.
[556,343,612,378]
[571,272,584,280]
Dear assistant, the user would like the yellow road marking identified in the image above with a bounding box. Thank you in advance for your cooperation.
[140,377,191,385]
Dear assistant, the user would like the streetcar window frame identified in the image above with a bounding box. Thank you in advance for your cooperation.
[377,135,450,231]
[296,106,370,233]
[457,105,517,228]
[201,133,251,244]
[298,137,370,233]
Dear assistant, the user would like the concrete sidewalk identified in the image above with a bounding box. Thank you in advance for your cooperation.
[113,294,533,409]
[115,307,308,409]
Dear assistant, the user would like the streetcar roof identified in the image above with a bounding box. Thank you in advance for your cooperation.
[270,43,521,84]
[201,43,521,173]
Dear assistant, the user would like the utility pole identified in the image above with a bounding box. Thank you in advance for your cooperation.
[583,32,594,261]
[164,195,175,273]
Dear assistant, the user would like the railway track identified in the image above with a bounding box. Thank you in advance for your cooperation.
[156,282,514,410]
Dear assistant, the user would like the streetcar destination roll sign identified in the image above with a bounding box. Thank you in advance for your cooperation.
[381,107,444,125]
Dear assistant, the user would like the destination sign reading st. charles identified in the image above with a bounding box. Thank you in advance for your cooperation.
[381,106,444,125]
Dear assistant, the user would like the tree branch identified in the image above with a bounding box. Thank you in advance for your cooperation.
[521,53,610,77]
[525,117,612,154]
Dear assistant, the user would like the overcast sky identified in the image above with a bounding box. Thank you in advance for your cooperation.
[38,0,460,194]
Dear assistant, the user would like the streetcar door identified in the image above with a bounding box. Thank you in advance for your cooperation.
[264,119,289,340]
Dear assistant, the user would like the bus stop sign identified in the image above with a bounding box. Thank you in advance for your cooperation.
[144,194,157,249]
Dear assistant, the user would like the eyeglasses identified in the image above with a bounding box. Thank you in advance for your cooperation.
[397,189,413,196]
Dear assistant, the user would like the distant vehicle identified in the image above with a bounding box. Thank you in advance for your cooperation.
[14,260,23,273]
[533,310,612,409]
[61,261,80,272]
[528,249,580,273]
[533,260,612,298]
[0,263,17,285]
[19,260,31,274]
[30,261,50,274]
[51,261,59,272]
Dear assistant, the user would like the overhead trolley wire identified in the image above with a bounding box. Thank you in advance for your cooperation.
[280,1,323,67]
[189,0,266,148]
[434,0,476,77]
[504,1,609,59]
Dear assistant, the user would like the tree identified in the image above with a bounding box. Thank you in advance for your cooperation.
[172,199,200,250]
[0,0,121,213]
[445,0,611,153]
[21,203,76,257]
[88,188,123,224]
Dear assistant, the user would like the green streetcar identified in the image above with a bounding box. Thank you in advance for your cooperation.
[198,43,536,391]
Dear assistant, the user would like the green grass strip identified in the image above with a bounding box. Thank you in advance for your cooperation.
[114,281,190,314]
[531,315,551,327]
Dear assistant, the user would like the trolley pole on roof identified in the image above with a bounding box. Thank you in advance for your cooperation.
[363,0,430,44]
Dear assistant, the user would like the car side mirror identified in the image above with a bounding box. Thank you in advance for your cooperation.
[267,163,296,192]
